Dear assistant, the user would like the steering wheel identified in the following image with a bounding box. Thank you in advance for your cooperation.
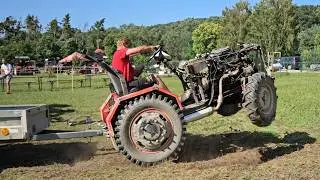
[148,45,162,63]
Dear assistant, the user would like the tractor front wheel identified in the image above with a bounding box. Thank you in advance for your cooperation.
[242,72,277,127]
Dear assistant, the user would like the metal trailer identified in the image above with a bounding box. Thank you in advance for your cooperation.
[0,104,104,141]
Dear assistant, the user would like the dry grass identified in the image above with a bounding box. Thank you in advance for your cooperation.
[0,137,318,180]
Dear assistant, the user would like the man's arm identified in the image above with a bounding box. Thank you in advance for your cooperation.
[9,64,13,74]
[0,65,4,75]
[126,45,157,57]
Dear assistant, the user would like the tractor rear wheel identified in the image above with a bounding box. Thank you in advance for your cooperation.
[114,94,186,166]
[242,72,277,127]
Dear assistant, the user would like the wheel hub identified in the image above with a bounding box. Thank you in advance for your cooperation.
[143,123,161,140]
[131,111,171,151]
[259,85,272,112]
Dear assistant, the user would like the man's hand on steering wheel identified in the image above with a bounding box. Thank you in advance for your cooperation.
[153,45,161,51]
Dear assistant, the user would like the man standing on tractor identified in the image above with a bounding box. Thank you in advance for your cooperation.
[0,59,13,94]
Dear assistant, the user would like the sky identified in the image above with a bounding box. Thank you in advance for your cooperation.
[0,0,319,30]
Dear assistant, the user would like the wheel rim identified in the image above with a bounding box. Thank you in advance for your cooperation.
[258,83,273,114]
[129,108,174,153]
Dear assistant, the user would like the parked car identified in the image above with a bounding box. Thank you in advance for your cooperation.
[278,56,301,70]
[310,64,320,71]
[272,59,283,71]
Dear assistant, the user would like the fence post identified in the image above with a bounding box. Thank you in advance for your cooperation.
[37,76,40,91]
[86,74,92,88]
[37,76,42,91]
[1,78,4,92]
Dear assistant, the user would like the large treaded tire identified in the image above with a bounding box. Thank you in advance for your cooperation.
[242,72,277,127]
[114,94,186,166]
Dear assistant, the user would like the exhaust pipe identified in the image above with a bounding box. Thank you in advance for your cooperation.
[213,69,240,111]
[183,107,213,123]
[183,69,240,123]
[213,74,228,111]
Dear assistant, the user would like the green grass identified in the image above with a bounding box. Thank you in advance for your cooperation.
[189,72,320,139]
[0,73,319,138]
[273,73,320,137]
[1,73,319,179]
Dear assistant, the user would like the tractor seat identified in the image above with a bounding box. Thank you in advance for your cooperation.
[103,62,154,95]
[85,53,135,96]
[101,62,129,96]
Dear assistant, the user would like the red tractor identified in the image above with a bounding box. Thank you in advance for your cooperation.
[95,44,277,166]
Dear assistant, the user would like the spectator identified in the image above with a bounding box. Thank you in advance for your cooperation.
[0,59,13,94]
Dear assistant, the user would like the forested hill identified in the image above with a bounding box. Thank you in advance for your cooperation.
[0,15,218,62]
[1,1,320,64]
[103,16,220,62]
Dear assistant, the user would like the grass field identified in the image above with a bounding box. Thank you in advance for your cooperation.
[0,73,319,179]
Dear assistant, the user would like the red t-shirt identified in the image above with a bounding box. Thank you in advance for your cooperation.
[111,48,134,82]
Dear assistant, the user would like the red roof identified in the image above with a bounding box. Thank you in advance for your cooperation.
[59,52,89,63]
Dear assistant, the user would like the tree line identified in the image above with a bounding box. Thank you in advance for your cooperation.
[0,0,320,65]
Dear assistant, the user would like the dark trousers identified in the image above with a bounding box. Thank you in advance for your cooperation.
[134,64,145,77]
[129,64,155,90]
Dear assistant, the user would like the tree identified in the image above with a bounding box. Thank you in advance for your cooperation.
[192,22,222,54]
[74,29,86,53]
[60,38,79,56]
[298,26,320,51]
[36,18,63,59]
[24,15,42,60]
[298,25,320,66]
[25,15,41,41]
[61,13,73,39]
[0,14,217,62]
[162,27,194,60]
[92,18,105,32]
[87,18,106,49]
[0,16,24,42]
[219,0,252,47]
[248,0,295,55]
[39,32,61,59]
[103,27,121,61]
[47,19,61,41]
[295,5,320,32]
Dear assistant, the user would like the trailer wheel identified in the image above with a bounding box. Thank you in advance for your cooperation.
[114,94,186,166]
[242,72,277,127]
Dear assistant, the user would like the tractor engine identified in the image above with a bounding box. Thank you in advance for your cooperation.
[178,58,210,103]
[176,46,249,105]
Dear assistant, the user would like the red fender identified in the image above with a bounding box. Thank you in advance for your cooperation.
[100,85,182,137]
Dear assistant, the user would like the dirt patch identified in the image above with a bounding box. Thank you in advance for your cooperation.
[179,131,316,164]
[0,141,99,172]
[0,131,317,179]
[202,149,263,167]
